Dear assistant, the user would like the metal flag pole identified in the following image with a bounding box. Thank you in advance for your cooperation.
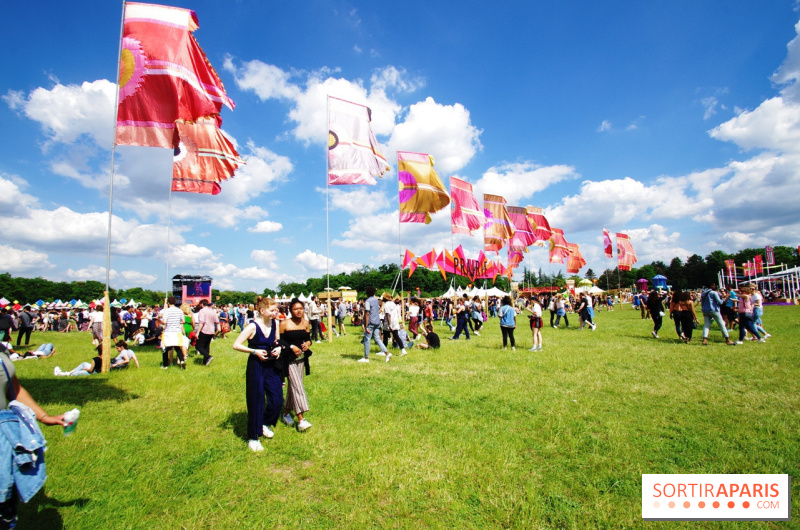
[102,0,127,373]
[325,96,333,342]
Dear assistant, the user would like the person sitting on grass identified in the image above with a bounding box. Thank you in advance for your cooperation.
[54,340,139,376]
[415,323,440,350]
[2,342,56,361]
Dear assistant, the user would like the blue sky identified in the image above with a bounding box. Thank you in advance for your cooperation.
[2,1,800,292]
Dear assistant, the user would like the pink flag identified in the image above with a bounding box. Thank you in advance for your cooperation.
[508,206,537,251]
[327,96,390,185]
[549,228,570,264]
[616,233,638,271]
[566,242,586,274]
[526,206,552,247]
[603,228,613,258]
[116,2,234,148]
[450,177,485,234]
[171,117,243,195]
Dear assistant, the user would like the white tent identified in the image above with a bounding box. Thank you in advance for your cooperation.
[297,293,308,302]
[440,286,456,298]
[588,286,605,294]
[485,286,508,297]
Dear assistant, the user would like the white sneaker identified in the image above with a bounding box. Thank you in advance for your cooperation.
[282,413,295,427]
[474,331,480,336]
[591,324,597,331]
[248,440,264,452]
[529,346,537,351]
[316,340,321,344]
[401,348,407,356]
[503,347,507,351]
[511,346,516,351]
[758,338,767,343]
[297,419,312,432]
[385,353,392,363]
[651,331,658,339]
[53,366,63,376]
[262,425,274,439]
[765,333,772,338]
[358,357,370,363]
[736,341,744,345]
[375,351,386,357]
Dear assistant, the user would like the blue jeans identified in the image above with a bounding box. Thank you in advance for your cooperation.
[452,316,470,339]
[362,323,387,358]
[702,311,728,339]
[738,313,761,341]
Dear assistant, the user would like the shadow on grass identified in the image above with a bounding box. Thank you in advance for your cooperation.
[340,353,363,360]
[22,378,138,406]
[19,489,91,529]
[220,411,248,441]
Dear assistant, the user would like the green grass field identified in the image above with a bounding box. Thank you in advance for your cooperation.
[9,305,800,528]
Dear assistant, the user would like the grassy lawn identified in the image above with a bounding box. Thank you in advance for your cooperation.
[11,305,800,528]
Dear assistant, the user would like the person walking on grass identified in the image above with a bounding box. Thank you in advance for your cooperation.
[279,299,313,432]
[646,289,665,338]
[527,295,544,351]
[700,283,735,346]
[577,293,597,331]
[736,286,764,344]
[232,297,283,452]
[160,297,187,369]
[360,287,389,363]
[195,299,218,367]
[450,294,471,341]
[498,296,517,350]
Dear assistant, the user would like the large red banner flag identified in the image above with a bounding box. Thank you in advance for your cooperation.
[508,206,537,251]
[616,232,638,271]
[116,2,235,148]
[450,177,485,234]
[725,259,736,281]
[603,228,613,258]
[566,242,586,274]
[171,117,243,195]
[526,206,552,247]
[327,96,390,185]
[397,151,450,224]
[549,228,570,264]
[754,254,763,274]
[483,194,515,253]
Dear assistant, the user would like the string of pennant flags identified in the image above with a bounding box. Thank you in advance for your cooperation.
[111,1,639,284]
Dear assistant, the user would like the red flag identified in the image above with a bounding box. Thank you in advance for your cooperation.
[450,177,485,234]
[616,233,638,271]
[116,2,234,148]
[526,206,552,247]
[484,194,515,253]
[603,228,613,258]
[171,117,242,195]
[754,254,763,274]
[508,248,524,269]
[549,228,570,264]
[566,242,586,274]
[508,206,537,251]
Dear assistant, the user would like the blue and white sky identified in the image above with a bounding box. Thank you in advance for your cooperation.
[2,1,800,292]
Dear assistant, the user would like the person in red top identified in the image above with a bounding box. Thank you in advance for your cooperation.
[194,299,219,366]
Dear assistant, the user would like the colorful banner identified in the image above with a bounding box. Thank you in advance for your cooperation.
[327,96,390,185]
[171,117,243,195]
[508,206,537,251]
[754,254,763,274]
[765,246,774,266]
[116,2,234,148]
[725,259,736,281]
[397,151,450,224]
[616,232,638,271]
[526,206,552,247]
[549,228,570,264]
[483,194,515,253]
[566,242,586,274]
[450,177,485,234]
[603,227,613,258]
[403,245,511,282]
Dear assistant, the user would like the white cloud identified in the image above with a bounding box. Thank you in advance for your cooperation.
[597,120,612,132]
[64,265,156,287]
[320,186,390,216]
[4,79,116,148]
[248,220,283,233]
[0,245,54,273]
[388,97,482,173]
[222,57,301,101]
[474,161,578,206]
[0,174,39,215]
[119,270,157,286]
[771,19,800,103]
[293,249,362,274]
[709,97,800,154]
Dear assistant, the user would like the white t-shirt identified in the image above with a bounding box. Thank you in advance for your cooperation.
[532,303,542,317]
[407,305,420,318]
